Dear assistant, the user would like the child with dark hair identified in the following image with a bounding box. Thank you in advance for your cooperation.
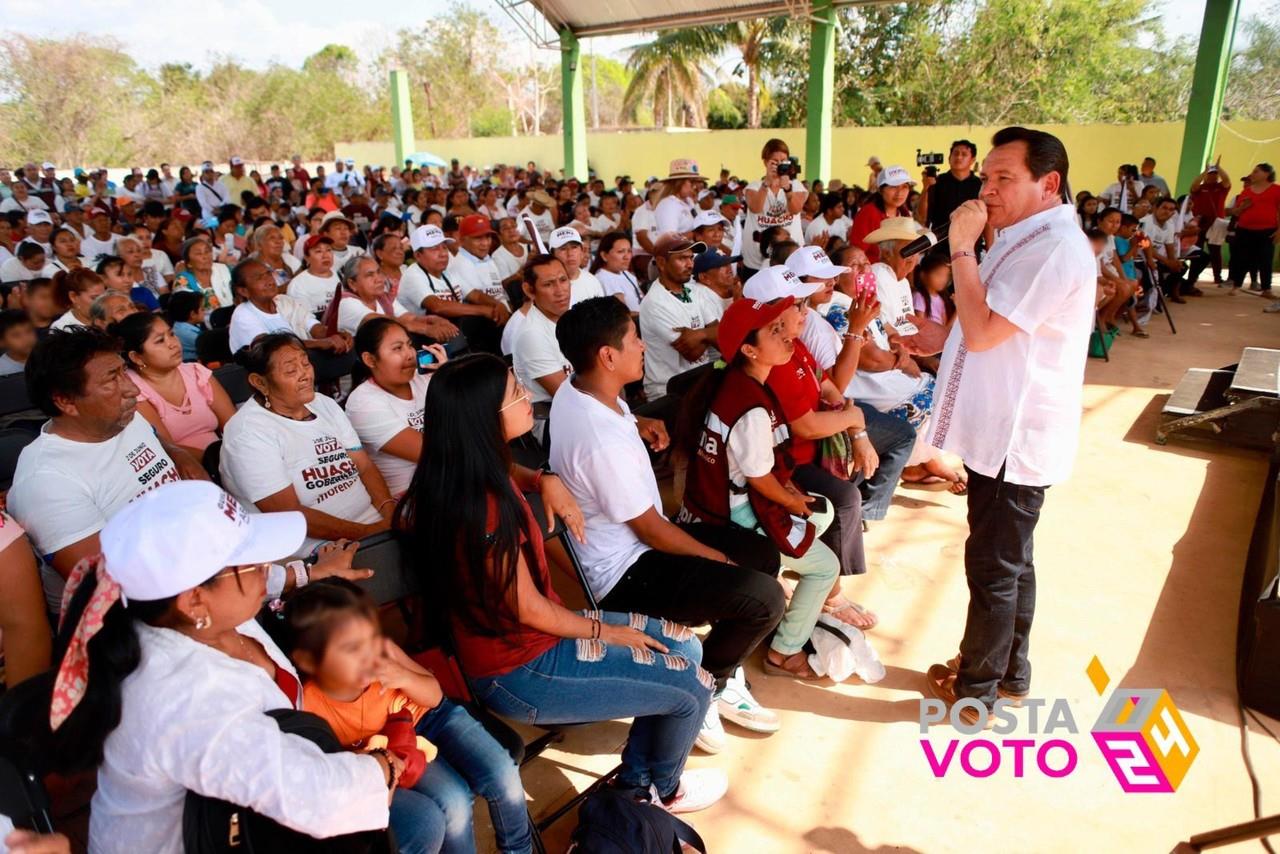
[0,308,36,375]
[281,578,532,854]
[164,289,206,362]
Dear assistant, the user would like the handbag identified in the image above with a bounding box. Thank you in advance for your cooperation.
[183,709,395,854]
[813,399,854,479]
[569,785,706,853]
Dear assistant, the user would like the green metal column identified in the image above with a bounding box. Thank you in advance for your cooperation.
[1175,0,1240,194]
[390,69,415,169]
[560,29,588,180]
[805,0,836,184]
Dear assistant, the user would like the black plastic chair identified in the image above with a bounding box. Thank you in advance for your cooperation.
[0,373,43,433]
[0,755,53,836]
[0,428,37,490]
[212,363,253,406]
[196,326,233,366]
[208,305,235,329]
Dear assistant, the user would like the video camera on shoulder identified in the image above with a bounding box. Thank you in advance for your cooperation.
[916,149,944,177]
[777,156,802,179]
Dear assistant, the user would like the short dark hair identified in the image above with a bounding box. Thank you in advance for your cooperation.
[523,254,563,290]
[1155,196,1177,209]
[1143,156,1156,165]
[1085,227,1107,241]
[95,255,124,277]
[26,327,121,416]
[1120,213,1140,226]
[164,289,202,326]
[991,126,1069,188]
[951,139,978,158]
[16,242,45,262]
[275,578,379,673]
[819,192,844,215]
[556,296,633,374]
[0,308,33,338]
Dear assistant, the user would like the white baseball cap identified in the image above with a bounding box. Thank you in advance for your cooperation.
[690,209,729,230]
[41,161,55,170]
[549,226,584,250]
[344,157,355,166]
[877,165,914,188]
[100,482,305,602]
[786,245,849,280]
[26,209,53,226]
[229,156,244,167]
[201,161,215,172]
[410,224,454,251]
[743,264,820,301]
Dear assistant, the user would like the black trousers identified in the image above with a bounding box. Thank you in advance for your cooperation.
[955,465,1046,708]
[1228,227,1277,291]
[600,523,784,686]
[792,462,867,576]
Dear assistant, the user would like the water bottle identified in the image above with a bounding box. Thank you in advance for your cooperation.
[825,303,849,335]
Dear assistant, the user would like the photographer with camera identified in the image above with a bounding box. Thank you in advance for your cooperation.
[742,138,809,277]
[916,140,982,236]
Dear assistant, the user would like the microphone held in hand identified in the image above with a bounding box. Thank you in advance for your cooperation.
[900,222,948,259]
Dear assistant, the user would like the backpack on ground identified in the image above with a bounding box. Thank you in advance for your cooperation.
[569,785,706,853]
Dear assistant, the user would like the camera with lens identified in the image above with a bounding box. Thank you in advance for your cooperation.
[776,156,801,179]
[916,149,944,169]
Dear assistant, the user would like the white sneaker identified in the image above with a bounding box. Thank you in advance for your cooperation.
[650,769,729,814]
[717,666,781,733]
[694,699,725,754]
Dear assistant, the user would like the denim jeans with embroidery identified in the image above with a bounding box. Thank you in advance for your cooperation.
[470,611,711,799]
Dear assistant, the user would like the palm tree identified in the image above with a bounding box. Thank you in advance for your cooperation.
[632,20,796,129]
[622,32,711,128]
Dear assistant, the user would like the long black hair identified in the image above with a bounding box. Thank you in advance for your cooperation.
[109,311,164,369]
[0,570,211,776]
[350,316,404,387]
[395,353,527,637]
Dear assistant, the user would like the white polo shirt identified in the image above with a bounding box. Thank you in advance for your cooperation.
[639,281,714,400]
[926,203,1096,486]
[549,381,662,600]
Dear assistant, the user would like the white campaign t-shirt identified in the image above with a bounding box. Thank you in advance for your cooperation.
[804,215,850,246]
[81,233,119,261]
[512,306,570,405]
[1140,214,1179,262]
[397,266,462,314]
[692,283,731,324]
[638,282,714,400]
[229,301,294,353]
[808,303,927,410]
[491,244,527,284]
[517,206,554,243]
[453,249,511,308]
[50,310,88,332]
[219,396,382,557]
[287,271,339,316]
[742,181,807,270]
[653,195,696,239]
[7,413,179,559]
[630,204,657,249]
[549,382,663,600]
[500,306,528,356]
[926,203,1096,486]
[597,269,644,312]
[569,269,606,306]
[143,248,175,279]
[336,295,409,336]
[345,374,429,498]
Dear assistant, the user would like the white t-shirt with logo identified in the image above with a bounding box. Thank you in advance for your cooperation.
[742,181,807,269]
[229,296,319,354]
[81,233,119,261]
[219,396,382,557]
[597,269,644,312]
[453,249,511,309]
[653,195,696,240]
[638,283,714,400]
[344,374,429,498]
[549,381,663,600]
[491,244,527,284]
[513,306,570,405]
[287,271,339,316]
[336,295,409,336]
[7,413,180,559]
[396,266,462,315]
[517,206,554,244]
[143,248,175,279]
[926,203,1096,486]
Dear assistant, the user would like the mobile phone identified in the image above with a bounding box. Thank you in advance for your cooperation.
[416,349,436,373]
[807,495,830,516]
[854,271,877,301]
[222,233,234,255]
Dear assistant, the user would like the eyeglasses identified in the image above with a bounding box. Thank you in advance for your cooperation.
[213,563,270,582]
[499,380,531,412]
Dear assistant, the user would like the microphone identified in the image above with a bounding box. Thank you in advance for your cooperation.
[901,222,948,259]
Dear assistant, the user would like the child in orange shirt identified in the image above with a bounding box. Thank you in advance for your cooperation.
[281,580,533,853]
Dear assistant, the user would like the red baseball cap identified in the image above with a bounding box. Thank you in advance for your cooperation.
[304,234,334,254]
[718,296,795,359]
[458,214,494,238]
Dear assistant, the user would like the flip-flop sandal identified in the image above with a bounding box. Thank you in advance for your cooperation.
[764,651,822,680]
[902,475,948,485]
[823,597,879,631]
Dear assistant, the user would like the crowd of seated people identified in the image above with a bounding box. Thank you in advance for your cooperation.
[0,139,1273,852]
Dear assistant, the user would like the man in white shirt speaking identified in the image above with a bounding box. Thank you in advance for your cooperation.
[924,127,1096,728]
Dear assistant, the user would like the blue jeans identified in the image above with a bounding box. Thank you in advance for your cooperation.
[856,402,916,521]
[389,699,531,854]
[471,611,711,800]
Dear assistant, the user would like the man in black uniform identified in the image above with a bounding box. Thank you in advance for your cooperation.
[916,139,983,237]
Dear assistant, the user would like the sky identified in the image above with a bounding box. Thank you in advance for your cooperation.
[0,0,1267,72]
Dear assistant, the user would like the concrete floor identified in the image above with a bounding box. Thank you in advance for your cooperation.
[510,285,1280,853]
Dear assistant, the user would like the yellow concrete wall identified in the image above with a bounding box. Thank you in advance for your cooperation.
[337,121,1280,197]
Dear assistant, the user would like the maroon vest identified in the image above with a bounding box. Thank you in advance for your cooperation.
[680,366,816,557]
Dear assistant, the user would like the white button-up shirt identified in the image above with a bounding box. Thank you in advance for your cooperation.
[926,203,1096,486]
[89,619,388,853]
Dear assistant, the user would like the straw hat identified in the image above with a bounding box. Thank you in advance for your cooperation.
[862,216,925,244]
[664,158,704,182]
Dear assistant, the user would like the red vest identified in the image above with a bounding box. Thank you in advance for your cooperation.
[680,366,816,557]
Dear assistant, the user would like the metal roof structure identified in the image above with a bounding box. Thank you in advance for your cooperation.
[495,0,877,45]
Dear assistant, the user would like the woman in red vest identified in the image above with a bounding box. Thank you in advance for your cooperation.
[679,297,842,680]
